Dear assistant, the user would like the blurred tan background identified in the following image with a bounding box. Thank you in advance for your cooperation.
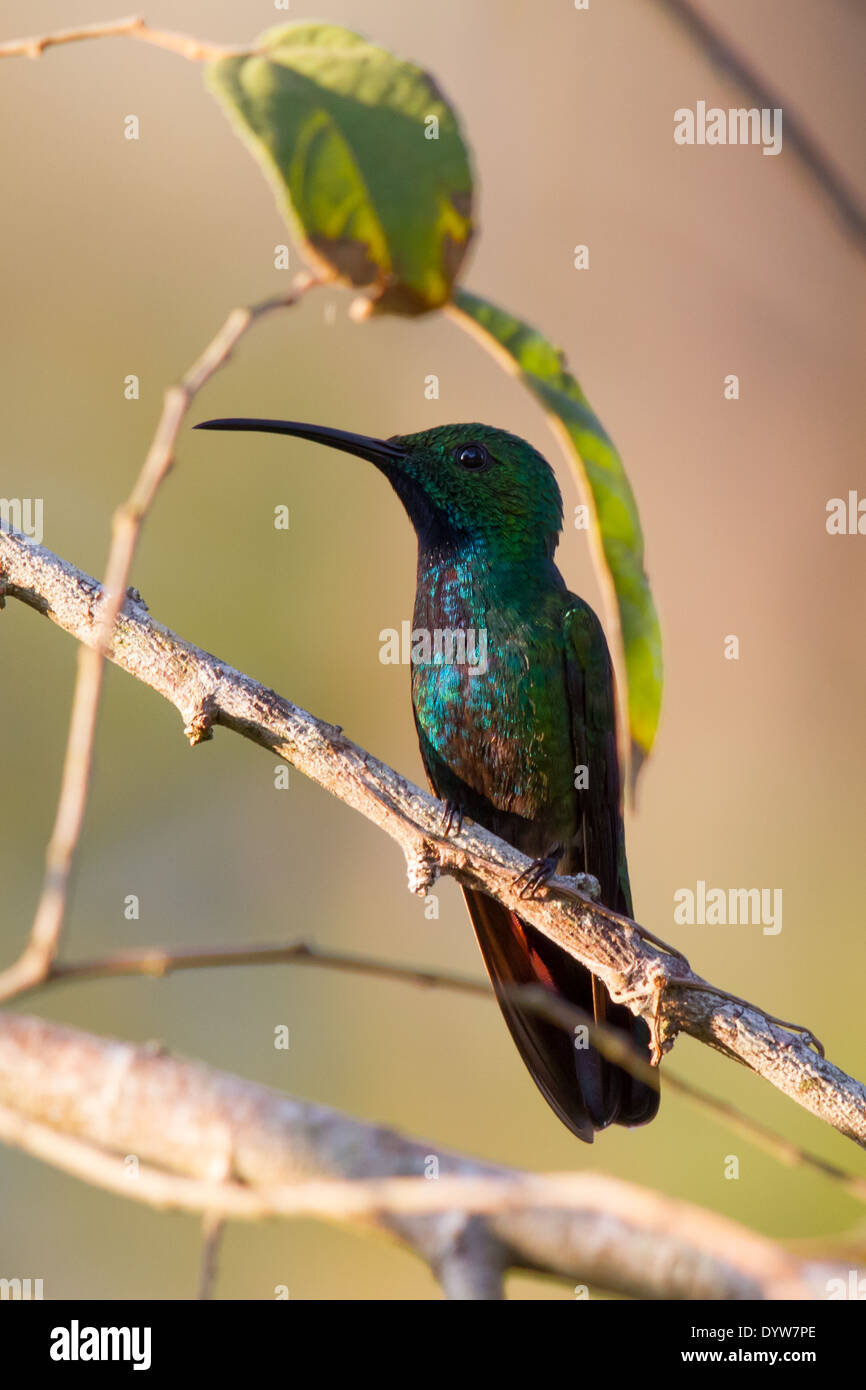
[1,0,864,1299]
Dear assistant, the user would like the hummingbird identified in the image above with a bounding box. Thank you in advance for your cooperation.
[195,416,659,1141]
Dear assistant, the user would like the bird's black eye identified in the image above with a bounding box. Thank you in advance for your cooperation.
[455,443,491,471]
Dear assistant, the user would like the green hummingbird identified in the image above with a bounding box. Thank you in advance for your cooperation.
[195,416,659,1140]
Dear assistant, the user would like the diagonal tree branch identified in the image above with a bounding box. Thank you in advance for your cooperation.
[1,525,864,1147]
[0,1014,855,1300]
[1,281,320,1004]
[652,0,866,252]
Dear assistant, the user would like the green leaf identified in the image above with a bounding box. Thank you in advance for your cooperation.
[205,23,474,314]
[452,289,663,779]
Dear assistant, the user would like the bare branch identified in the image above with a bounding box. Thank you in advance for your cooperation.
[652,0,866,251]
[1,527,864,1147]
[0,1015,854,1300]
[31,938,490,997]
[0,15,238,63]
[197,1215,225,1301]
[1,282,320,1002]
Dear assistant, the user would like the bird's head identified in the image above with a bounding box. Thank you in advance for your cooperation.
[194,418,564,559]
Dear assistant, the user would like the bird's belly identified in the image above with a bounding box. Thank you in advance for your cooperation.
[412,651,575,837]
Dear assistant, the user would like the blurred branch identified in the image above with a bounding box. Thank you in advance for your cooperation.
[0,1014,854,1300]
[652,0,866,251]
[1,526,865,1148]
[27,938,493,998]
[0,280,320,1004]
[0,15,238,63]
[198,1215,225,1301]
[16,937,866,1204]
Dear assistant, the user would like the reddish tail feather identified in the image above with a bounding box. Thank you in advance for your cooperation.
[462,886,658,1141]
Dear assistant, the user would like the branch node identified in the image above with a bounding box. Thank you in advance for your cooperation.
[406,840,440,896]
[649,965,675,1063]
[618,957,679,1063]
[184,697,218,746]
[551,870,602,903]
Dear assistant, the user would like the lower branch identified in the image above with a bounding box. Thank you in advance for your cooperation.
[0,1014,851,1300]
[1,525,864,1147]
[16,938,866,1204]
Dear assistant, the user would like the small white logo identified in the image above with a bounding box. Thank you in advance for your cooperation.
[49,1321,152,1371]
[379,621,489,675]
[674,102,782,156]
[673,881,782,935]
[0,498,43,545]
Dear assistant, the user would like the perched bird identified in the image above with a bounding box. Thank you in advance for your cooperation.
[195,416,659,1140]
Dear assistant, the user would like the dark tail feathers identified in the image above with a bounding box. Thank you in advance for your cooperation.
[462,886,659,1142]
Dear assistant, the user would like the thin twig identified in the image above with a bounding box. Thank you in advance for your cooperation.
[1,527,864,1147]
[0,280,320,1002]
[652,0,866,251]
[198,1214,225,1300]
[0,15,238,63]
[517,987,866,1205]
[32,939,489,996]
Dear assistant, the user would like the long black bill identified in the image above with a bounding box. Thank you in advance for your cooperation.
[194,417,406,470]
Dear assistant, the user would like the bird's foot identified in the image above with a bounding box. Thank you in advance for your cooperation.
[440,800,465,837]
[539,875,689,963]
[514,846,564,900]
[663,976,825,1056]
